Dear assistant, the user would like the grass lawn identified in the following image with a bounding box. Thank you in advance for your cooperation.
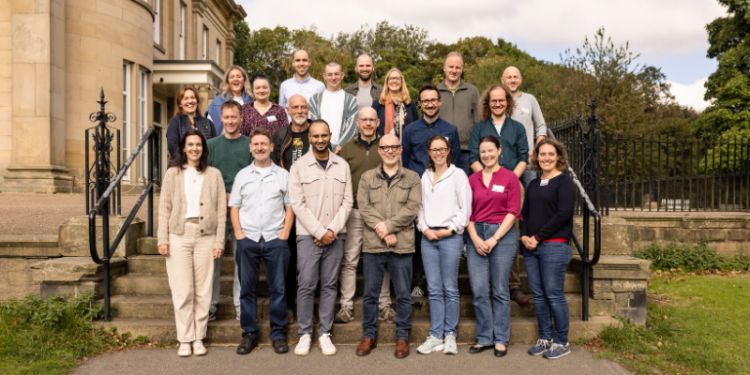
[588,272,750,374]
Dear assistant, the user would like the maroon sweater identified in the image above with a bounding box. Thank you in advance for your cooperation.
[468,167,521,223]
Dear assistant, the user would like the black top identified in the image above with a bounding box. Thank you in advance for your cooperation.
[520,172,576,241]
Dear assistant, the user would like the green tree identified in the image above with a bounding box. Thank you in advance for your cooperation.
[696,0,750,136]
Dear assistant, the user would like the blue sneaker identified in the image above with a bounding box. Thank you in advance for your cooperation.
[543,342,571,360]
[527,338,552,356]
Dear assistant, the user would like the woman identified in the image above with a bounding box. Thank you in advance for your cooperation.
[157,130,227,357]
[240,74,289,136]
[520,139,575,360]
[466,136,521,357]
[372,68,418,137]
[206,65,253,135]
[166,87,217,159]
[416,135,472,356]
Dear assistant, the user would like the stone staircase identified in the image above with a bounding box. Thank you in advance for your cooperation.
[99,237,619,345]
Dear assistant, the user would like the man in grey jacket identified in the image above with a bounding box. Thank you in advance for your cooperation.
[344,54,383,109]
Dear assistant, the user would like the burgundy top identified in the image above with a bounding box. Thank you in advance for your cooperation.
[240,102,289,136]
[468,167,522,223]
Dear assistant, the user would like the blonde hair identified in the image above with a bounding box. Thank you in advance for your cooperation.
[379,68,412,105]
[220,65,251,98]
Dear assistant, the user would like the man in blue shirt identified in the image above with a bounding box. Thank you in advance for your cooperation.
[401,85,461,177]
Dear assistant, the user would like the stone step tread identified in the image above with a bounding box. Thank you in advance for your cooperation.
[0,234,59,246]
[98,315,618,345]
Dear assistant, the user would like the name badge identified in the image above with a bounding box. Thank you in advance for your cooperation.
[540,179,549,187]
[491,184,505,193]
[267,115,278,122]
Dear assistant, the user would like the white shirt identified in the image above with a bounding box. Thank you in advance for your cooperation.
[417,165,472,234]
[232,95,245,106]
[183,166,204,219]
[320,90,346,145]
[279,75,325,108]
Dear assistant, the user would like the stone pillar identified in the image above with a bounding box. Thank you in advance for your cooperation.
[3,0,72,192]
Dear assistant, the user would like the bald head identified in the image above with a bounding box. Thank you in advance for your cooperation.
[502,66,523,94]
[354,54,375,82]
[287,95,309,126]
[292,49,311,78]
[356,107,379,140]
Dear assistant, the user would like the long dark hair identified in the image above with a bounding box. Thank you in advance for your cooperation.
[427,135,452,171]
[170,129,209,172]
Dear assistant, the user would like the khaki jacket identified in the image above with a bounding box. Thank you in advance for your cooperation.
[357,165,421,254]
[289,151,353,239]
[157,166,227,250]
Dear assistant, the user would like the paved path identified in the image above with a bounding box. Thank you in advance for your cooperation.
[74,344,630,375]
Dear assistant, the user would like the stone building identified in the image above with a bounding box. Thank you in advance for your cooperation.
[0,0,246,192]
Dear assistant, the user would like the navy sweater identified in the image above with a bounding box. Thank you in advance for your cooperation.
[520,172,576,241]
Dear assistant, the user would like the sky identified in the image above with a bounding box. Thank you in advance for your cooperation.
[235,0,728,112]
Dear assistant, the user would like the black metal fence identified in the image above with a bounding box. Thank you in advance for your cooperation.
[551,117,750,213]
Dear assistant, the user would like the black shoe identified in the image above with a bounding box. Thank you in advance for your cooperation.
[272,339,289,354]
[494,345,508,357]
[236,333,258,355]
[467,344,493,354]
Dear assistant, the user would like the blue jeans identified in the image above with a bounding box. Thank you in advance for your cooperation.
[362,252,412,340]
[421,233,463,338]
[236,237,290,340]
[467,224,517,346]
[523,242,573,343]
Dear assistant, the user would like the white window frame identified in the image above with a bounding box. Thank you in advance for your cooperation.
[122,61,133,182]
[178,1,186,59]
[152,0,161,44]
[137,68,149,180]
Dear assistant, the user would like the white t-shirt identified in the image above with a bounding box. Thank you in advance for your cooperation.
[232,96,245,106]
[320,90,346,145]
[183,166,204,219]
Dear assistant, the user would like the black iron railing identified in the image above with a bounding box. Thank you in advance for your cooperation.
[86,89,161,321]
[549,100,602,321]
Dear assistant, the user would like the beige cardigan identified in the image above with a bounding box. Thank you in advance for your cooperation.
[157,166,226,250]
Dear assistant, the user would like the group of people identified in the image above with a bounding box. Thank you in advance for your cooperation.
[157,49,576,361]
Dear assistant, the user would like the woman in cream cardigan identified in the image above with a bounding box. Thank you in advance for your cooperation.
[158,129,226,357]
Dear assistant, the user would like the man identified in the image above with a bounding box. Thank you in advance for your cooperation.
[355,134,421,359]
[335,107,395,324]
[289,120,353,356]
[207,101,251,322]
[230,128,294,355]
[271,94,312,319]
[502,66,548,187]
[344,54,383,109]
[279,49,325,109]
[309,62,359,151]
[402,85,461,177]
[437,52,481,174]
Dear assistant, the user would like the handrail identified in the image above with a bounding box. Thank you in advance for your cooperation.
[86,89,161,321]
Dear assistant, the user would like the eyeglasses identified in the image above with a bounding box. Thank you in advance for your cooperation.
[490,99,507,104]
[388,76,403,81]
[428,147,449,153]
[420,99,440,105]
[378,145,402,152]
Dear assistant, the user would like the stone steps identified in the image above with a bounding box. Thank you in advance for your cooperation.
[98,315,619,345]
[109,293,614,321]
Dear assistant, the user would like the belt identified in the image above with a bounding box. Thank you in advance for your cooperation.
[543,237,568,243]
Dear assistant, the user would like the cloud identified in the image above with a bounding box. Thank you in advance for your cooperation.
[669,78,710,112]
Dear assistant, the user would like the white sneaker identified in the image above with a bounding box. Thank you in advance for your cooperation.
[443,334,458,355]
[417,335,444,354]
[177,343,192,357]
[192,340,207,356]
[295,334,311,356]
[318,333,337,356]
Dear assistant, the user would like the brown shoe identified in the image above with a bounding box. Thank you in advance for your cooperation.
[394,339,410,358]
[356,337,377,356]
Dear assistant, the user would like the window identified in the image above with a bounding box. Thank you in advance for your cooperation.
[153,0,161,44]
[178,1,186,59]
[137,68,149,180]
[215,39,221,65]
[201,25,208,60]
[122,62,132,182]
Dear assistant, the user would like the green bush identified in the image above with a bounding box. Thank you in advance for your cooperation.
[635,242,750,272]
[0,293,148,375]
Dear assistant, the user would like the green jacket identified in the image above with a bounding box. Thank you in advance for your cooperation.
[468,117,529,171]
[339,136,381,209]
[357,165,421,254]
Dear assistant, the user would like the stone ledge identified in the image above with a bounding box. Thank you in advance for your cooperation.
[31,256,127,299]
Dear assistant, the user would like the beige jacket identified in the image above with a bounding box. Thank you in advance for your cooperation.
[157,166,227,250]
[289,151,353,239]
[357,165,421,254]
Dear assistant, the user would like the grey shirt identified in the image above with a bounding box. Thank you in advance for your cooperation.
[511,92,547,152]
[229,163,290,241]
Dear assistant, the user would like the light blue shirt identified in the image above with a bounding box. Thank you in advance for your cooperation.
[229,162,290,241]
[279,75,325,109]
